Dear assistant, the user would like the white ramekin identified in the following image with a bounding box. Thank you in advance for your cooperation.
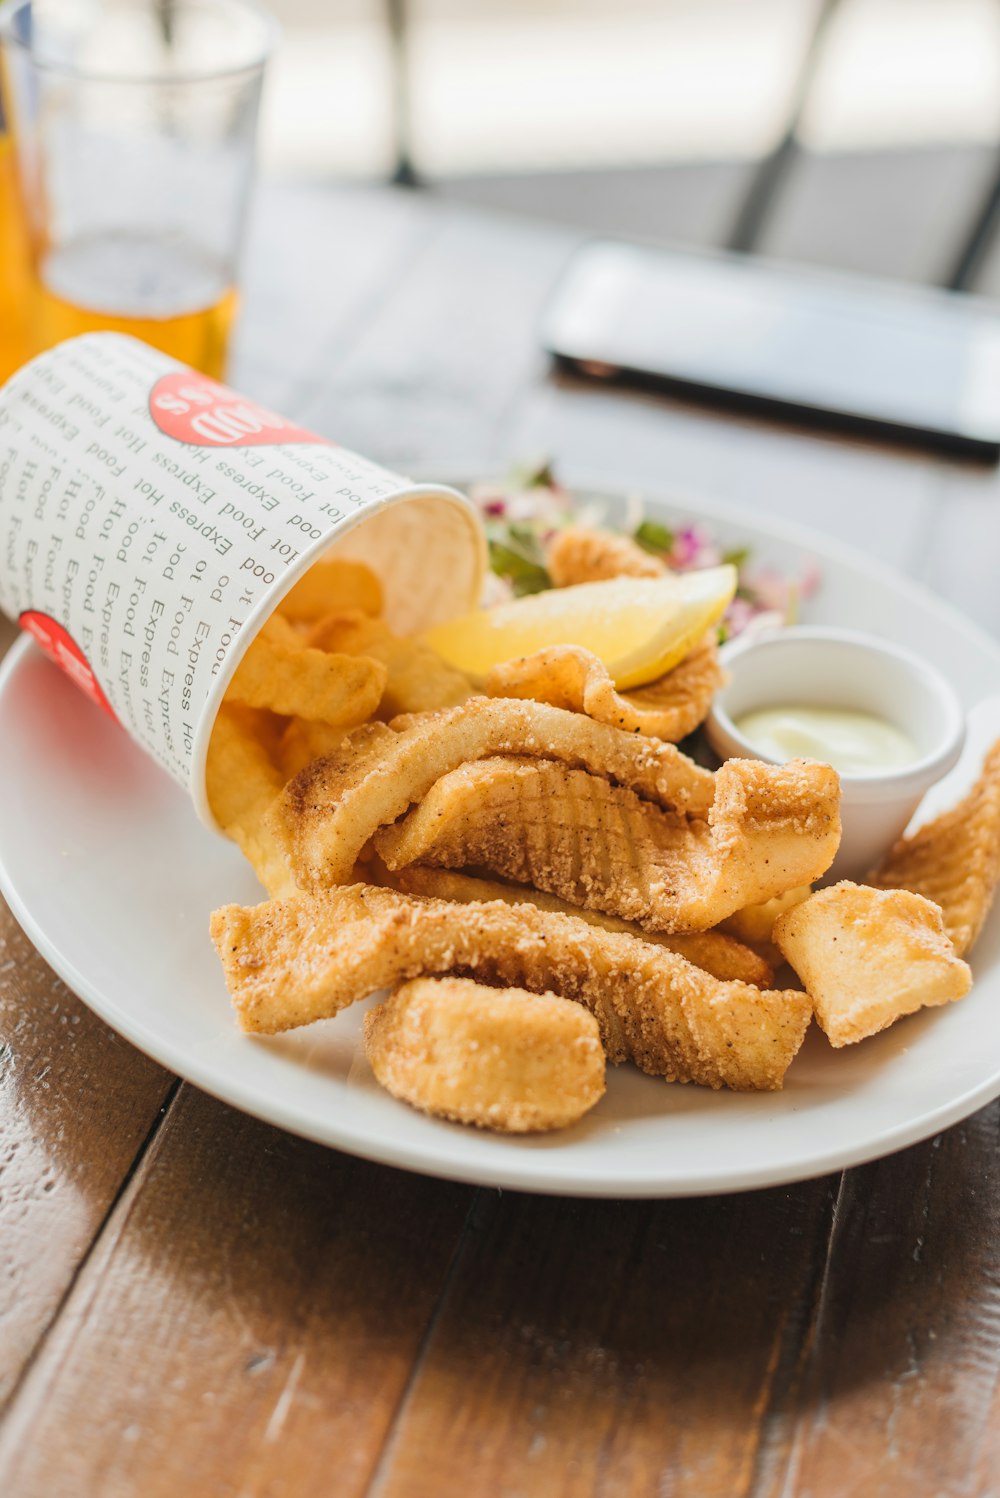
[705,625,966,881]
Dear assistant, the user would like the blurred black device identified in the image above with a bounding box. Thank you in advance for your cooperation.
[542,240,1000,462]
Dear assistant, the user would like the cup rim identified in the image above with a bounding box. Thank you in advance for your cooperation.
[706,623,966,795]
[189,481,488,831]
[0,0,280,86]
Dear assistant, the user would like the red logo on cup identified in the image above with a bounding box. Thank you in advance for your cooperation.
[19,611,118,721]
[148,371,329,449]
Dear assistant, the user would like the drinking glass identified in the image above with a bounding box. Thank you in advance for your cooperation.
[0,0,277,379]
[0,74,34,381]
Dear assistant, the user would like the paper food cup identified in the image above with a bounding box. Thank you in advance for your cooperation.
[0,333,486,825]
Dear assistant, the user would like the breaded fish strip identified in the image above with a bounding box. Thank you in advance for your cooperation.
[547,526,664,586]
[364,976,605,1132]
[271,698,716,889]
[389,866,774,986]
[307,609,473,717]
[484,633,724,742]
[872,739,1000,956]
[210,886,812,1090]
[774,881,972,1046]
[374,754,840,933]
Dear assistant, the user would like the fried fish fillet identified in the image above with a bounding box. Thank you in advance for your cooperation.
[271,698,716,889]
[389,865,774,985]
[774,881,972,1046]
[547,526,664,586]
[210,885,812,1090]
[364,976,606,1132]
[484,632,724,742]
[872,738,1000,956]
[307,608,473,717]
[374,753,840,933]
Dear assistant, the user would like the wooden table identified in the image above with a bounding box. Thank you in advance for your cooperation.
[2,182,1000,1498]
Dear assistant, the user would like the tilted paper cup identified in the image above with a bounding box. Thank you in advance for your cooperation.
[0,333,486,825]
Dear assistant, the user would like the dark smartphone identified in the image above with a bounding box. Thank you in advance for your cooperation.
[542,240,1000,461]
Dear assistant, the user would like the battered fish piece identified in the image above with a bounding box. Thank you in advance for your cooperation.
[390,866,774,985]
[374,754,841,933]
[547,526,664,586]
[210,885,812,1091]
[485,633,724,742]
[873,738,1000,956]
[364,976,606,1132]
[307,608,473,717]
[774,881,972,1046]
[271,698,716,890]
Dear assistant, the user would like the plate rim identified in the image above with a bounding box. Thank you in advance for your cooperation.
[3,479,1000,1197]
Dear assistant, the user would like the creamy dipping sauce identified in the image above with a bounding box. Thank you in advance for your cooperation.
[734,705,918,775]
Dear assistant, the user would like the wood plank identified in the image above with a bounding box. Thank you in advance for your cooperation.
[0,1084,473,1498]
[367,1177,838,1498]
[232,182,435,414]
[751,1107,1000,1496]
[911,461,1000,638]
[0,621,174,1411]
[292,204,574,469]
[0,899,173,1411]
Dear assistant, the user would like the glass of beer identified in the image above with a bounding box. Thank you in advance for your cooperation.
[0,75,34,383]
[0,0,276,380]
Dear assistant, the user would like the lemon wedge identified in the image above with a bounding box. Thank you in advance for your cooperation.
[423,566,737,690]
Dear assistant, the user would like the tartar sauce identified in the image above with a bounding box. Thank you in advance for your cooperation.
[734,705,917,776]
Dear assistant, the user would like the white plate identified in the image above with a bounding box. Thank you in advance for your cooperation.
[2,488,999,1198]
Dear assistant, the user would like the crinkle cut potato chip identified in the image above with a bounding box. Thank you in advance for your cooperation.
[387,866,774,986]
[374,753,841,934]
[276,557,383,623]
[774,881,972,1047]
[224,615,386,728]
[364,976,606,1133]
[485,633,724,741]
[305,608,472,717]
[205,705,299,897]
[209,885,813,1091]
[873,738,1000,957]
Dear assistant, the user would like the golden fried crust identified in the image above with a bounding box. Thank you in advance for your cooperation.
[306,609,473,717]
[277,557,383,623]
[390,866,774,985]
[374,754,840,933]
[363,976,605,1132]
[210,885,812,1091]
[205,705,300,898]
[873,739,1000,957]
[225,617,386,728]
[774,881,972,1047]
[484,633,725,742]
[270,698,716,890]
[547,527,664,586]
